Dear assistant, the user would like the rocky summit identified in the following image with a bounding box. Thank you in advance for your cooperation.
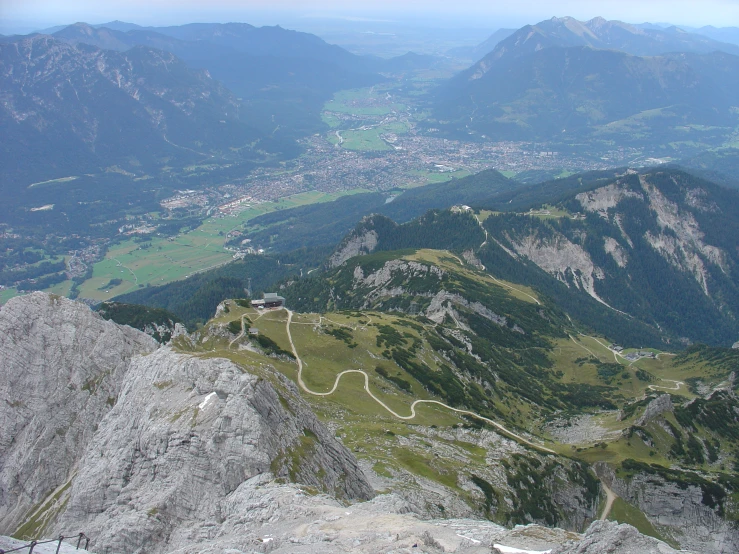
[0,293,701,553]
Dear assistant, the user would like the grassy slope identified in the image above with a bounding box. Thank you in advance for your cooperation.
[167,248,738,538]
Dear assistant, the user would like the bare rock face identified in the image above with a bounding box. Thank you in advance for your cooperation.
[54,349,373,553]
[636,395,673,426]
[576,183,644,218]
[504,231,616,310]
[105,473,579,554]
[0,293,372,554]
[0,293,158,533]
[595,464,738,554]
[551,520,695,554]
[328,229,378,268]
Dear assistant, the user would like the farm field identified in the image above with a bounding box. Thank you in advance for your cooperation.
[0,289,18,304]
[323,87,407,118]
[53,189,369,302]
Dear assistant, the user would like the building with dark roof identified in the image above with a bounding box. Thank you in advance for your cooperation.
[251,292,285,309]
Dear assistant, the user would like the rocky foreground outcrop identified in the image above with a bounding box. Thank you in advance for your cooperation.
[0,293,159,533]
[0,294,699,553]
[0,293,372,553]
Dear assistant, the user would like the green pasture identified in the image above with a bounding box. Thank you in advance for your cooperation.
[406,168,471,186]
[0,288,19,304]
[324,87,407,117]
[71,189,368,301]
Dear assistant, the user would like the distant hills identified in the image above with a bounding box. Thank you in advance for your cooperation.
[431,17,739,147]
[486,17,739,58]
[677,149,739,189]
[680,25,739,47]
[0,20,445,189]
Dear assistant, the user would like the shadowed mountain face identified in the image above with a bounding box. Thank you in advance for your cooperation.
[45,22,396,140]
[486,17,739,59]
[0,35,267,190]
[434,45,739,143]
[432,17,739,146]
[321,168,739,347]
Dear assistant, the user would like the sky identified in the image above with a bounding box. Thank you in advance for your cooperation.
[2,0,739,34]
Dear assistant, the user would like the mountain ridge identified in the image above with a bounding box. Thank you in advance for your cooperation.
[433,44,739,144]
[0,35,267,189]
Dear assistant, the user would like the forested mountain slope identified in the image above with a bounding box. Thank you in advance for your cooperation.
[236,169,523,253]
[0,35,265,189]
[48,22,386,138]
[323,169,739,347]
[433,45,739,143]
[484,169,739,345]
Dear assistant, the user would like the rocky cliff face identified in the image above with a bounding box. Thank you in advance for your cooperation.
[0,293,372,553]
[54,349,373,553]
[484,169,739,345]
[596,463,739,553]
[0,293,158,533]
[328,227,378,268]
[0,293,705,553]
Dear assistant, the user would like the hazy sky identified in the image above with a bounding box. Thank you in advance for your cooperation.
[3,0,739,33]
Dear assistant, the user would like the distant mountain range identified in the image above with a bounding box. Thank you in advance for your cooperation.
[0,21,446,189]
[487,17,739,58]
[0,35,265,191]
[431,17,739,147]
[45,22,389,137]
[691,26,739,46]
[52,22,375,72]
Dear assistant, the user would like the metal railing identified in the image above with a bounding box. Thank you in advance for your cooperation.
[0,533,90,554]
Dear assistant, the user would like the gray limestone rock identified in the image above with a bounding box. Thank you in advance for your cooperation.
[0,293,158,533]
[0,293,372,554]
[636,395,673,426]
[595,463,738,553]
[328,228,378,268]
[551,520,695,553]
[53,348,373,553]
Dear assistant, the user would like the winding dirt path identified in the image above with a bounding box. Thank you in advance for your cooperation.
[648,379,684,392]
[228,314,249,349]
[285,309,555,454]
[112,257,138,285]
[569,334,602,361]
[599,481,618,520]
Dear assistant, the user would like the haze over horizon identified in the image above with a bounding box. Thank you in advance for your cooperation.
[2,0,739,34]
